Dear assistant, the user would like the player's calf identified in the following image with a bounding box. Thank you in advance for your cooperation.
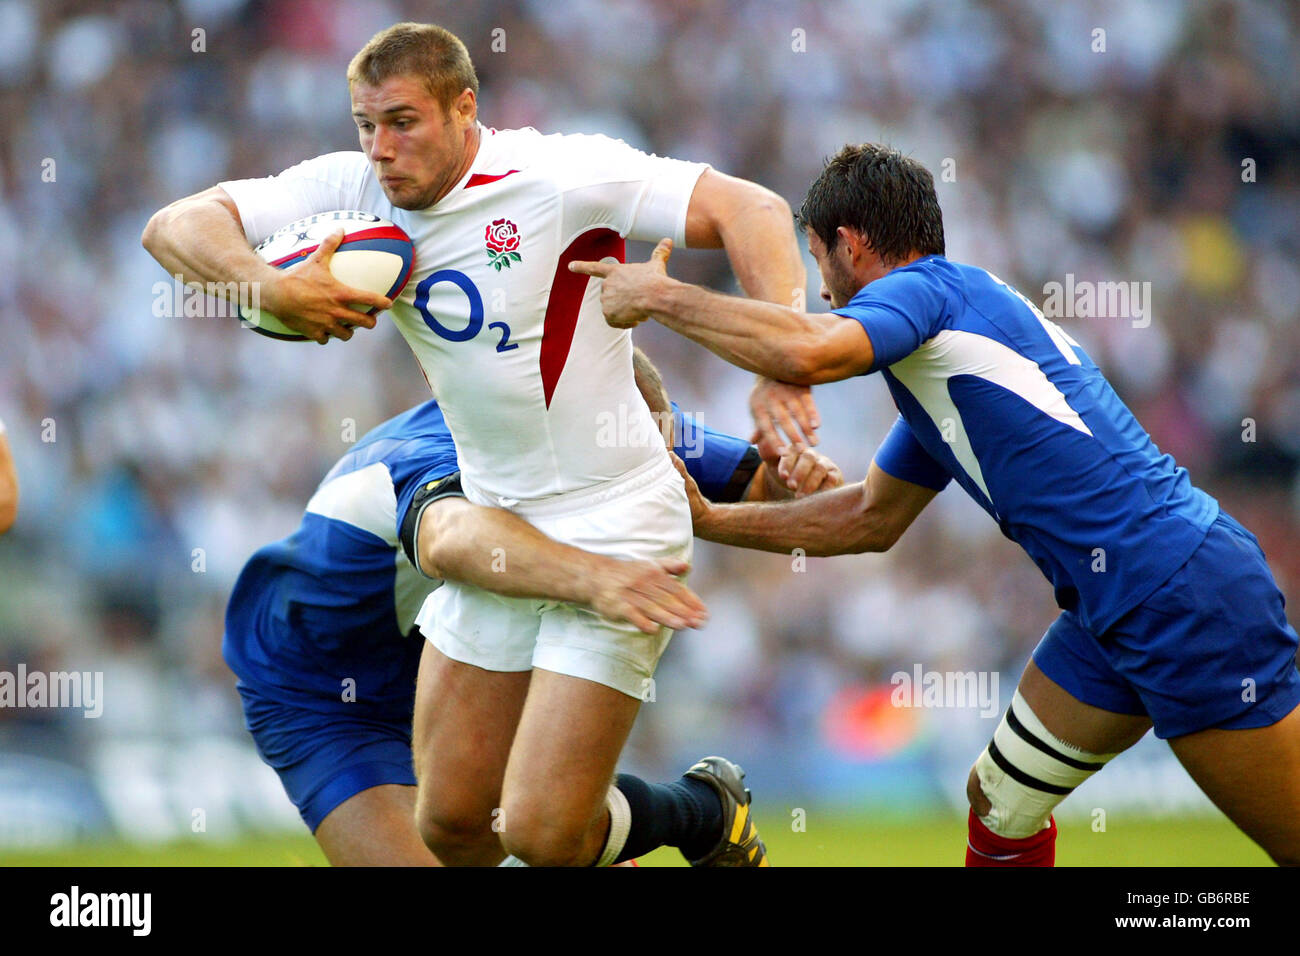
[965,691,1119,866]
[499,759,765,867]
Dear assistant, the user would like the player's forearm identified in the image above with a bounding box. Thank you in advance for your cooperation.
[744,463,790,502]
[141,196,280,292]
[695,483,884,556]
[645,278,830,383]
[421,502,606,605]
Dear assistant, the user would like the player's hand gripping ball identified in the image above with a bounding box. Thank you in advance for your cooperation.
[240,211,414,341]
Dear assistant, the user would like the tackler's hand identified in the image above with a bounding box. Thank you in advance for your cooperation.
[568,238,674,330]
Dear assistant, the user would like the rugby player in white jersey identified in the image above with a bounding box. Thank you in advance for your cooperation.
[142,22,814,866]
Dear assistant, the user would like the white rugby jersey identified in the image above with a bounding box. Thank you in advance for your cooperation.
[221,125,708,504]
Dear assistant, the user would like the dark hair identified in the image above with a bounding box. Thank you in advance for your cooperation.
[796,144,945,264]
[348,22,479,112]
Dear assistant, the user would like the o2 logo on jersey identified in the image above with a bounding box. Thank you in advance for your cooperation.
[413,269,518,352]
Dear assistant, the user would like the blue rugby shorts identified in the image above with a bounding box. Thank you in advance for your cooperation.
[1033,511,1300,739]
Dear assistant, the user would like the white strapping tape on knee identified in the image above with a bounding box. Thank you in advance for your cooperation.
[595,784,632,868]
[974,690,1118,839]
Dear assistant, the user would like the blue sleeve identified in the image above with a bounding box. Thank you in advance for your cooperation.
[832,266,947,372]
[672,403,760,503]
[391,443,462,541]
[873,415,952,491]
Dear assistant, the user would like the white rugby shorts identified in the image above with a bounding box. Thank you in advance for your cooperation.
[415,453,693,699]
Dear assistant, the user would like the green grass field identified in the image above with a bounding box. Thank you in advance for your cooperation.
[0,812,1271,866]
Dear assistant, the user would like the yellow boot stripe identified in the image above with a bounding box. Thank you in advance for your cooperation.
[729,802,750,845]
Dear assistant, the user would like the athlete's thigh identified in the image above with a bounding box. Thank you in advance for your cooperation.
[314,784,438,866]
[411,640,531,823]
[1168,700,1300,864]
[1019,658,1152,754]
[501,666,641,835]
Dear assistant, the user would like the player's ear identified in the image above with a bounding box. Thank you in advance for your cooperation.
[452,88,476,125]
[834,225,855,259]
[836,225,871,265]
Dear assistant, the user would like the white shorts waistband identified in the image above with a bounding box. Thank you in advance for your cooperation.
[464,453,677,520]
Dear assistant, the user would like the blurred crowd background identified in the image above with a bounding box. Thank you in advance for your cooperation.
[1,0,1298,846]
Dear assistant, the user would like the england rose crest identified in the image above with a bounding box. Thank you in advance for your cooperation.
[485,218,522,270]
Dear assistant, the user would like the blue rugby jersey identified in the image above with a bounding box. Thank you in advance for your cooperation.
[841,256,1219,635]
[223,401,459,713]
[223,400,760,711]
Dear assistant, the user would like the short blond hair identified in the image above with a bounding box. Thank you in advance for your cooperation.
[347,22,479,111]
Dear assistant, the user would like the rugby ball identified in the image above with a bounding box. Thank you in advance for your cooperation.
[240,210,414,340]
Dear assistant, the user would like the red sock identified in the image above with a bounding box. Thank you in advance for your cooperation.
[965,810,1056,866]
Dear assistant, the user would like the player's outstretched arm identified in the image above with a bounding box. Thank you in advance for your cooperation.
[674,456,934,556]
[140,186,390,344]
[0,422,17,535]
[416,498,706,635]
[571,240,874,385]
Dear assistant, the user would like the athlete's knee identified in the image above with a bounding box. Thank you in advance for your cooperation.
[966,764,991,817]
[414,791,498,859]
[498,795,601,867]
[498,816,594,867]
[499,829,591,867]
[971,691,1119,839]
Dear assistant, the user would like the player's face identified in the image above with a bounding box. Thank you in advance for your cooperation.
[351,74,477,210]
[805,227,860,310]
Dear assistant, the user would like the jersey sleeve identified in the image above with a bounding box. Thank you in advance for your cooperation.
[832,267,948,371]
[392,449,464,547]
[553,133,710,247]
[219,152,372,245]
[873,415,952,491]
[673,404,761,503]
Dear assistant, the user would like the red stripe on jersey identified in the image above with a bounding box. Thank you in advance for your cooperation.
[465,169,520,189]
[540,228,624,409]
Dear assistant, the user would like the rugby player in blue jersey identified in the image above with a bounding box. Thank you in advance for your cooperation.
[224,348,840,865]
[572,145,1300,866]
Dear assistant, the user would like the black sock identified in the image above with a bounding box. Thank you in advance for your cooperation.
[612,773,724,864]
